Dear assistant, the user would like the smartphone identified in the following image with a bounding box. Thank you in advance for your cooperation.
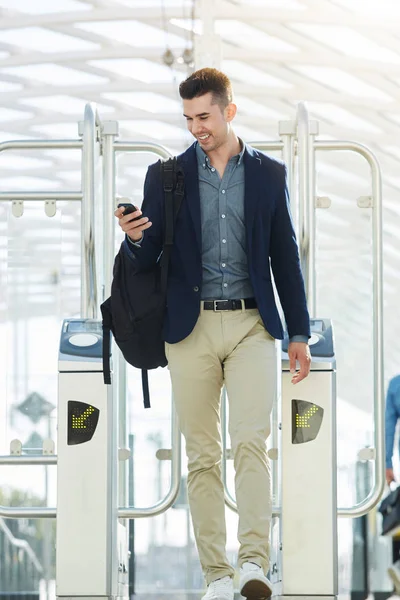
[117,202,141,221]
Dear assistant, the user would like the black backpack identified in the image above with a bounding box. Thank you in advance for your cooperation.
[101,157,185,408]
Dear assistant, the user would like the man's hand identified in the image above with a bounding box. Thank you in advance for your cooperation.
[288,342,311,384]
[114,205,152,242]
[386,468,396,486]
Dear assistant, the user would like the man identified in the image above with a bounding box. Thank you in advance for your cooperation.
[385,375,400,593]
[115,68,311,600]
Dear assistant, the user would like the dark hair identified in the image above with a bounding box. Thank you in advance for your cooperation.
[179,68,233,110]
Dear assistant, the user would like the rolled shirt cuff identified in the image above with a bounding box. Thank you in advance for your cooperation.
[126,232,143,247]
[289,335,309,344]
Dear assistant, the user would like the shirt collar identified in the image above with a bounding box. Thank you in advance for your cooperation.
[236,138,245,165]
[195,137,245,170]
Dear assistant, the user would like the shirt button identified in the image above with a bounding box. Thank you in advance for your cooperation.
[211,168,215,172]
[222,263,226,267]
[193,286,199,292]
[221,214,226,218]
[222,239,226,244]
[223,283,228,288]
[221,190,226,194]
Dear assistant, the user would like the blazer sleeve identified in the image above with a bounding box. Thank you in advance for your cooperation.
[269,166,310,339]
[122,161,164,272]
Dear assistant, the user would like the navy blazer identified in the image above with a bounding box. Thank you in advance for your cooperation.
[124,142,310,344]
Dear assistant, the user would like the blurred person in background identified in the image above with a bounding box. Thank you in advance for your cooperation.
[385,374,400,593]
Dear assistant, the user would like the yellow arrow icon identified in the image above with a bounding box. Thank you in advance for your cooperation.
[72,405,95,429]
[295,404,319,428]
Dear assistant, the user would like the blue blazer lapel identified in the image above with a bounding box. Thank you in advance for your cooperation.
[179,143,202,251]
[243,145,262,248]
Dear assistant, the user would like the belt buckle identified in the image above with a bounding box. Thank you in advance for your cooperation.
[214,300,229,311]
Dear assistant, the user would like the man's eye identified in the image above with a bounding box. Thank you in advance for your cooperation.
[200,116,208,120]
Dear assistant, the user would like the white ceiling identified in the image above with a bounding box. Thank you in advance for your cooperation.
[0,0,399,414]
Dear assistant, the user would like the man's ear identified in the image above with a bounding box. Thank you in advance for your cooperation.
[225,102,237,122]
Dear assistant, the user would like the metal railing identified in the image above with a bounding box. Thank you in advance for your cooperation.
[314,137,384,517]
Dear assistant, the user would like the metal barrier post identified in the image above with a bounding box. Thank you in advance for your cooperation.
[297,102,317,317]
[314,139,385,517]
[80,103,99,318]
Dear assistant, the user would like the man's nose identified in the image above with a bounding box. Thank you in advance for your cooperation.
[191,121,202,136]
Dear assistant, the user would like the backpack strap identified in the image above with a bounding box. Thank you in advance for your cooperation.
[163,157,175,248]
[103,327,111,385]
[100,299,112,385]
[174,163,185,219]
[140,157,184,408]
[160,157,184,294]
[141,370,150,409]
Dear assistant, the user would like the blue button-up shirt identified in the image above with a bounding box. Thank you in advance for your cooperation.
[196,140,253,301]
[385,375,400,468]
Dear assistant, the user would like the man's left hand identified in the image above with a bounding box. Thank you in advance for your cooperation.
[288,342,311,384]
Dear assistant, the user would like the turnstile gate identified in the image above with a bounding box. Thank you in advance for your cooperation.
[57,318,128,599]
[276,318,337,599]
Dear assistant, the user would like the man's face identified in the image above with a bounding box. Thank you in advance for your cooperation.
[183,92,232,152]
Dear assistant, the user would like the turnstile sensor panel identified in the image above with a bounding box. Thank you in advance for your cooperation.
[68,401,100,445]
[292,399,324,444]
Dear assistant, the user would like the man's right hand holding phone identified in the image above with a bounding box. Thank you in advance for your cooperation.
[114,200,152,242]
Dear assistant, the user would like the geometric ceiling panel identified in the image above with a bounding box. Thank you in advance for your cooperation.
[88,59,181,82]
[1,64,109,86]
[76,20,187,48]
[216,21,299,52]
[20,95,115,115]
[306,103,382,134]
[0,0,90,12]
[102,92,182,113]
[291,66,394,101]
[289,24,400,63]
[0,27,100,52]
[222,60,293,88]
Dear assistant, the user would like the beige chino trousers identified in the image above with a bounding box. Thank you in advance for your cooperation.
[165,306,278,584]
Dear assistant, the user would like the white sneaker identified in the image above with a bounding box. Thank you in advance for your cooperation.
[239,562,273,599]
[388,559,400,595]
[202,575,234,600]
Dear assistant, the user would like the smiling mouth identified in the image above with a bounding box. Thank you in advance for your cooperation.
[198,134,210,141]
